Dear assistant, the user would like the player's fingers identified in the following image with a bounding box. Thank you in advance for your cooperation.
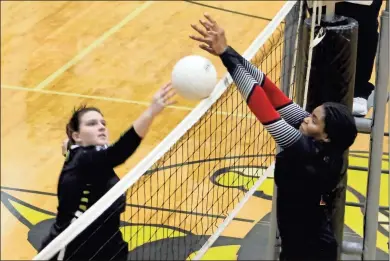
[189,35,210,44]
[199,19,212,31]
[199,44,215,54]
[191,24,208,37]
[160,87,171,99]
[165,99,177,106]
[161,86,175,101]
[199,43,210,48]
[204,13,217,25]
[163,82,172,91]
[162,84,175,95]
[162,81,172,90]
[163,84,174,93]
[163,90,176,102]
[201,20,215,31]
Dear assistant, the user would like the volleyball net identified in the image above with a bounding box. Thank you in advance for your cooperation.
[34,1,307,260]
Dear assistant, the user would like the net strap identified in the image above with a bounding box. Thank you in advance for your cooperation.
[303,0,322,110]
[288,0,305,99]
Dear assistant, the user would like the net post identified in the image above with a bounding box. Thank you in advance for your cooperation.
[266,2,302,259]
[362,3,389,260]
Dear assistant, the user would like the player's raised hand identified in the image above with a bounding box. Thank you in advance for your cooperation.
[148,81,177,117]
[189,13,228,56]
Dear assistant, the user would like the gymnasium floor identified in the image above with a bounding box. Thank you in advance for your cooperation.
[1,1,388,260]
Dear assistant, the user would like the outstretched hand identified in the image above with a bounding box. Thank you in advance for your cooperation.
[189,13,228,56]
[148,81,177,117]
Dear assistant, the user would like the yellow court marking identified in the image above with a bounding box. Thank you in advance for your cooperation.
[33,1,154,90]
[9,200,54,226]
[187,245,241,260]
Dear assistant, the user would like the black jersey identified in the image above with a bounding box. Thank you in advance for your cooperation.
[275,137,341,260]
[40,126,142,260]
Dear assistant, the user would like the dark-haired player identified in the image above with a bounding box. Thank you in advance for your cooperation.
[190,14,357,261]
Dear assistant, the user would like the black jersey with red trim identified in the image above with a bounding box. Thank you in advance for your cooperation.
[219,46,343,254]
[40,126,142,260]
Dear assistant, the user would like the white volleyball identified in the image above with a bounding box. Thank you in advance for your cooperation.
[171,55,217,100]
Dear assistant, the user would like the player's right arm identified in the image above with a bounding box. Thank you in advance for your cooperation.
[220,46,310,128]
[80,125,142,168]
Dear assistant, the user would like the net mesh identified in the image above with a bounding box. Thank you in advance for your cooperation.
[40,2,307,260]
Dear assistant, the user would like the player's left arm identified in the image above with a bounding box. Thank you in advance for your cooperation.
[219,49,308,151]
[189,14,309,129]
[221,46,310,127]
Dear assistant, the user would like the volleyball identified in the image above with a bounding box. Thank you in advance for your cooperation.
[171,55,217,100]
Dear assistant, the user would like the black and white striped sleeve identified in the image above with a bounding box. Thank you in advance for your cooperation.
[265,119,304,149]
[219,46,309,151]
[220,46,311,129]
[277,103,311,128]
[221,46,265,84]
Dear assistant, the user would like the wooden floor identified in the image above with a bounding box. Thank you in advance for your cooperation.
[1,1,388,260]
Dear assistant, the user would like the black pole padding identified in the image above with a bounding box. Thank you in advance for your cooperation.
[303,15,359,113]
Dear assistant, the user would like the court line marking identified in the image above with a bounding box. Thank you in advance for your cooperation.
[0,186,255,223]
[34,1,153,90]
[2,84,194,111]
[2,84,258,119]
[184,0,273,21]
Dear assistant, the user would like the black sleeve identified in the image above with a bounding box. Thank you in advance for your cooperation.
[80,126,142,169]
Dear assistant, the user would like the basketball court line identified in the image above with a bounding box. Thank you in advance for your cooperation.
[34,1,153,90]
[2,84,194,111]
[2,84,258,119]
[0,186,255,223]
[184,0,273,21]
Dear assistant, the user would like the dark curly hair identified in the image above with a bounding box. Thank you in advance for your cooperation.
[322,102,358,153]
